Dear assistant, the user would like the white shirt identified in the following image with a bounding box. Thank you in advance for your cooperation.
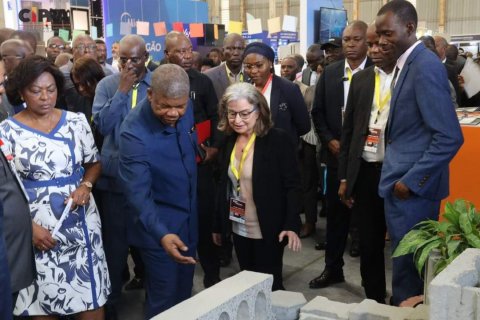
[393,40,422,88]
[343,57,368,108]
[362,66,394,163]
[309,71,318,86]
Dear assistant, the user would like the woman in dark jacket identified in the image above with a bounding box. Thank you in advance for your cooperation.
[212,82,302,290]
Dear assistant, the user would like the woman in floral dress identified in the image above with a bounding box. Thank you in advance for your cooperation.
[0,55,110,319]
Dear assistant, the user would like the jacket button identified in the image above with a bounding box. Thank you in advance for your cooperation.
[387,139,392,144]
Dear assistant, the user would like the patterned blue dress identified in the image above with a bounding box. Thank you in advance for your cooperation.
[0,111,110,316]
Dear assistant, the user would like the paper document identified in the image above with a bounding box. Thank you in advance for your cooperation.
[51,198,73,239]
[460,58,480,98]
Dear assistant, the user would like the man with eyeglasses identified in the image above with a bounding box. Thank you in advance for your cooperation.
[165,31,222,289]
[60,34,112,115]
[93,34,152,320]
[0,39,34,116]
[45,36,65,63]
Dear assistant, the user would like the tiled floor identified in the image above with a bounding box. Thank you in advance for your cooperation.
[117,217,393,319]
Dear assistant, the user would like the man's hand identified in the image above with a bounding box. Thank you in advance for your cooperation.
[458,75,465,92]
[160,234,196,264]
[338,181,354,208]
[328,139,341,156]
[394,181,411,200]
[212,233,222,246]
[200,145,218,163]
[118,61,138,93]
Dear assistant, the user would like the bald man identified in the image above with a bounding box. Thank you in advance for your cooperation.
[119,63,197,318]
[92,34,151,317]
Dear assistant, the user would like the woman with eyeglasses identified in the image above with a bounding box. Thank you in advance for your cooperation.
[242,42,310,144]
[0,55,110,319]
[212,82,302,291]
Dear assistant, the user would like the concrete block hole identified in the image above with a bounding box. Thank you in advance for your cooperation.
[218,311,230,320]
[255,291,267,319]
[237,300,249,320]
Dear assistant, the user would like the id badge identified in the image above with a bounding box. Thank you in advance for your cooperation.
[363,126,381,153]
[229,197,246,224]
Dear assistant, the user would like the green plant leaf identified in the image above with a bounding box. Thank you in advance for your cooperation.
[454,199,468,214]
[415,238,443,276]
[392,230,431,257]
[444,202,460,226]
[434,259,448,275]
[465,233,480,248]
[459,210,474,234]
[447,239,461,258]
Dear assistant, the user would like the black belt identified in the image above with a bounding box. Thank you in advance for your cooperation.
[361,159,383,169]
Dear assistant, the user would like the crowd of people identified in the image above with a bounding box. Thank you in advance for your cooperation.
[0,0,475,319]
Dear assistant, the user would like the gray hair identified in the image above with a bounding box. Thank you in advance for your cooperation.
[151,64,190,98]
[218,82,272,136]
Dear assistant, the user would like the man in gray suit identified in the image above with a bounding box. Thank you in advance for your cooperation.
[0,60,35,310]
[205,33,248,102]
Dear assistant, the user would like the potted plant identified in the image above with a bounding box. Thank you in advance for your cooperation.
[393,199,479,276]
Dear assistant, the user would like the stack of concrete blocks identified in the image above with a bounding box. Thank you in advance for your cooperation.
[429,248,480,320]
[152,270,274,320]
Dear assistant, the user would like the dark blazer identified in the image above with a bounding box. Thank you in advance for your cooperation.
[0,202,12,320]
[311,58,373,167]
[301,68,314,86]
[379,43,464,200]
[269,75,311,144]
[0,149,35,293]
[214,128,302,244]
[338,66,376,198]
[444,62,461,104]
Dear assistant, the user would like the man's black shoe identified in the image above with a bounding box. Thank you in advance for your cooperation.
[315,242,326,250]
[349,240,360,257]
[309,269,345,288]
[219,256,231,267]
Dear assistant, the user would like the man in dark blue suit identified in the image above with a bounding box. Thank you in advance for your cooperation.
[376,0,464,306]
[119,63,197,319]
[0,202,12,320]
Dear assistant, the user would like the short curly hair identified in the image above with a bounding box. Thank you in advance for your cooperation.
[6,55,64,106]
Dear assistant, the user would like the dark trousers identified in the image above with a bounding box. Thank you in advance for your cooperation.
[325,166,351,273]
[299,140,319,224]
[384,193,440,305]
[100,191,130,305]
[140,242,196,319]
[197,164,220,281]
[233,233,285,291]
[130,247,145,279]
[354,161,386,303]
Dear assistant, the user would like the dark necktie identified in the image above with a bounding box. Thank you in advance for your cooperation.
[390,66,400,92]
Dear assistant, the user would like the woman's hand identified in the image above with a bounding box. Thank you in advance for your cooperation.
[32,222,56,251]
[279,230,302,252]
[212,233,222,246]
[67,184,91,208]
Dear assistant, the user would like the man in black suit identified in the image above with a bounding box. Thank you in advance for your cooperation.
[321,37,344,66]
[310,20,372,289]
[337,23,396,303]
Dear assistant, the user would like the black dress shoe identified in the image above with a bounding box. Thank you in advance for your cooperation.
[299,223,315,238]
[349,240,360,257]
[125,277,144,291]
[219,256,231,267]
[309,269,345,288]
[203,276,221,288]
[315,242,326,250]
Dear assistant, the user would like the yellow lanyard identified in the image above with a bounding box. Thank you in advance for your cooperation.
[131,84,139,108]
[346,68,352,82]
[230,133,256,192]
[374,72,392,114]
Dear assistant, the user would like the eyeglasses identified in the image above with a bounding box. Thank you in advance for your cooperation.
[48,44,65,50]
[1,55,24,63]
[119,54,146,65]
[74,44,97,52]
[227,107,258,120]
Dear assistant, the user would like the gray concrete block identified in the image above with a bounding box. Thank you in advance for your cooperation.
[348,299,414,320]
[151,270,274,320]
[271,290,307,320]
[429,248,480,320]
[300,296,357,320]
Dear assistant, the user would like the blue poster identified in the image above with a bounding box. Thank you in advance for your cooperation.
[103,0,208,62]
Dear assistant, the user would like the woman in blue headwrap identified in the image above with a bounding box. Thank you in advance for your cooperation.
[242,42,311,144]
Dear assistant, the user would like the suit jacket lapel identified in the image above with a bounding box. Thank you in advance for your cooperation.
[270,76,280,121]
[360,69,376,132]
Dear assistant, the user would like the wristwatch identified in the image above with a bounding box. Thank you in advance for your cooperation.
[80,180,93,190]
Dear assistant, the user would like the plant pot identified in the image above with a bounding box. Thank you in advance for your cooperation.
[424,248,442,305]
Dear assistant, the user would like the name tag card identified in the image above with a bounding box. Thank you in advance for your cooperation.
[229,197,246,224]
[364,126,381,153]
